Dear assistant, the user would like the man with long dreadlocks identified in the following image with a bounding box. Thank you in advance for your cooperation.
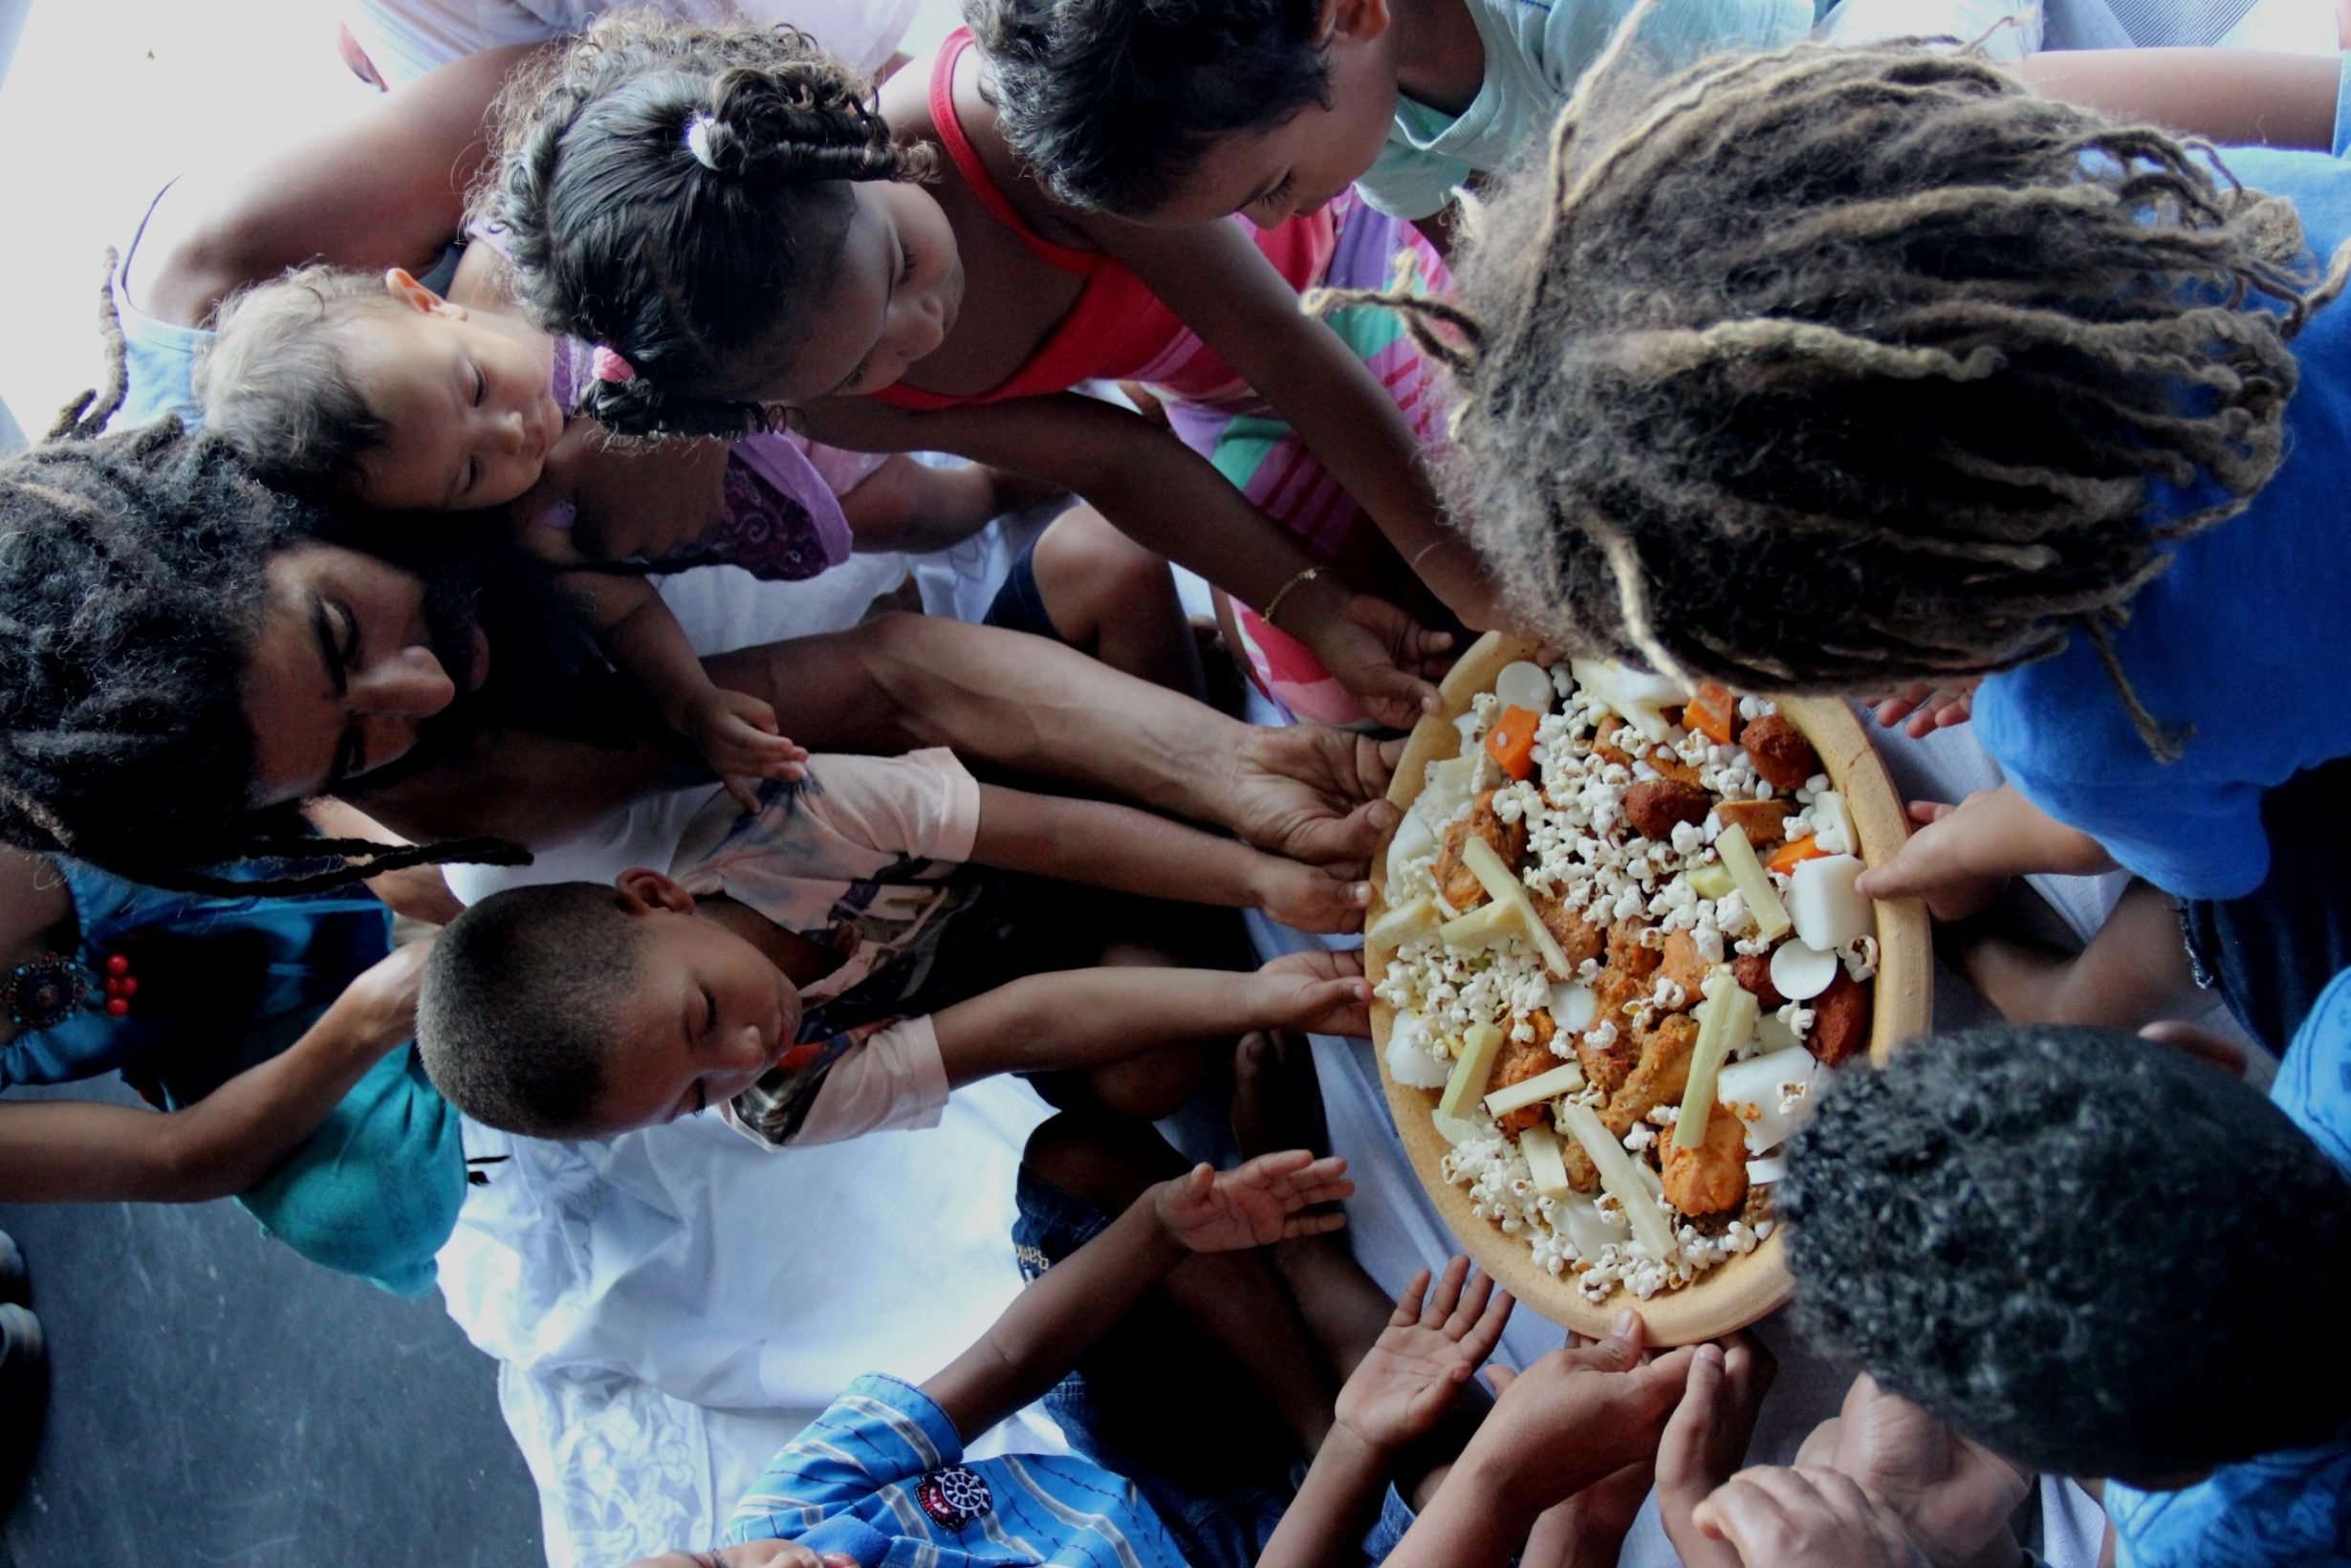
[1361,36,2351,1056]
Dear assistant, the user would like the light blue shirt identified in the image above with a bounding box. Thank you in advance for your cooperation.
[1973,146,2351,901]
[2101,968,2351,1567]
[725,1374,1192,1567]
[1357,0,1811,220]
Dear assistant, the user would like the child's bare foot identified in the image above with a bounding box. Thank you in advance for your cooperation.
[1232,1032,1331,1165]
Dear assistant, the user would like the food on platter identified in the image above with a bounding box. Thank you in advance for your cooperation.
[1370,642,1925,1322]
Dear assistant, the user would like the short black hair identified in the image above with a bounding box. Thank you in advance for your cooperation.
[1781,1024,2351,1479]
[417,882,648,1138]
[968,0,1331,215]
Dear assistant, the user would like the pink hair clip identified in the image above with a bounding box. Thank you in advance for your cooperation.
[591,345,636,384]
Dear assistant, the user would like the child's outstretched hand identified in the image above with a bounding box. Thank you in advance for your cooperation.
[1334,1256,1514,1453]
[1865,680,1978,739]
[1454,1312,1702,1520]
[1278,578,1453,728]
[1252,850,1373,934]
[1254,949,1373,1037]
[1154,1149,1352,1253]
[679,687,812,813]
[1656,1334,1781,1568]
[1853,785,2115,923]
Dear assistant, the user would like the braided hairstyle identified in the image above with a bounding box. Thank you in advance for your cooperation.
[0,260,531,895]
[968,0,1328,216]
[485,11,930,438]
[1347,32,2350,759]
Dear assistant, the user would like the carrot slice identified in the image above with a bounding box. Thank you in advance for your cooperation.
[1485,706,1541,781]
[1687,682,1737,745]
[1767,834,1829,875]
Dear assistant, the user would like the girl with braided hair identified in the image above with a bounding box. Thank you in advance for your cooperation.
[481,12,1469,730]
[1361,34,2351,1051]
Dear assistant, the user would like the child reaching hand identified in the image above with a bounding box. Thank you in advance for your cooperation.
[195,264,1044,804]
[415,747,1376,1142]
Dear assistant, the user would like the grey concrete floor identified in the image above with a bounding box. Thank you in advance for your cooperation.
[0,1081,540,1568]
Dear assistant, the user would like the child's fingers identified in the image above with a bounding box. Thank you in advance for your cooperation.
[1483,1361,1518,1396]
[1460,1287,1514,1361]
[1423,1254,1472,1324]
[724,774,763,815]
[1392,1268,1433,1326]
[1242,1148,1317,1182]
[1443,1266,1495,1338]
[1284,1209,1348,1238]
[1656,1340,1727,1492]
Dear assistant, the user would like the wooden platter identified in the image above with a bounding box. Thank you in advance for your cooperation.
[1365,634,1932,1343]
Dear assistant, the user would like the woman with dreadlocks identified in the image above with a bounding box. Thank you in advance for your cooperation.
[1361,35,2351,1053]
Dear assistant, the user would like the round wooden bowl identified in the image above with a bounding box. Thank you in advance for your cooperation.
[1366,633,1932,1343]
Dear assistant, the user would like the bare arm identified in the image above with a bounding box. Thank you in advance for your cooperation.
[802,395,1449,725]
[362,616,1404,865]
[0,943,426,1204]
[2014,48,2340,149]
[924,1152,1351,1439]
[1094,217,1504,628]
[1852,783,2118,921]
[969,782,1367,932]
[135,44,547,325]
[929,953,1368,1086]
[1097,221,1448,564]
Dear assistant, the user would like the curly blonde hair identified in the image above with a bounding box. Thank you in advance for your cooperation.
[484,11,932,436]
[1346,32,2349,758]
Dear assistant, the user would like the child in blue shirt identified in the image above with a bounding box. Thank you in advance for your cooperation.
[613,1148,1493,1568]
[1369,39,2351,1049]
[1774,977,2351,1568]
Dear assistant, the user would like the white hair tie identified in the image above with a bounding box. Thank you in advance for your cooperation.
[685,113,722,173]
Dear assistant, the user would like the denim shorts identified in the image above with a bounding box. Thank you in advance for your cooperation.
[1012,1168,1416,1566]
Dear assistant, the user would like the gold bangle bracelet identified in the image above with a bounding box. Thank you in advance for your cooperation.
[1260,565,1324,629]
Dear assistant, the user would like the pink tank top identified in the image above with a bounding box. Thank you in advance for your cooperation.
[870,29,1336,412]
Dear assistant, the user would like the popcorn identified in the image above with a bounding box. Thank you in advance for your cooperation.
[1378,675,1836,1307]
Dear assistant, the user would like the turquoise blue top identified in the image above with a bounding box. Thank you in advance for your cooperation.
[2,858,392,1093]
[1,859,465,1296]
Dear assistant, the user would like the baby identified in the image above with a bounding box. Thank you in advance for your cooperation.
[416,747,1373,1142]
[196,265,1038,806]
